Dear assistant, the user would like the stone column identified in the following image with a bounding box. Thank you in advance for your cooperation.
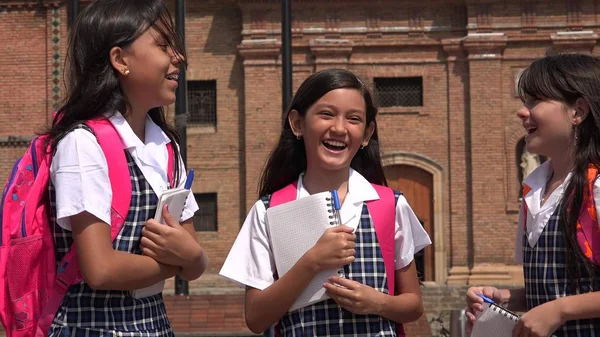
[442,38,470,285]
[238,39,282,211]
[462,33,512,285]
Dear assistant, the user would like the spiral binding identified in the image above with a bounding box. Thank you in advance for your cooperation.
[325,197,337,226]
[326,196,345,278]
[490,303,519,322]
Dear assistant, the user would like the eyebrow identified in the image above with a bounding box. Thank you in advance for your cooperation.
[313,103,365,114]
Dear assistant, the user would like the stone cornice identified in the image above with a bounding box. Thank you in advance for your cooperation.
[237,39,281,65]
[550,30,598,54]
[462,33,508,59]
[309,38,352,57]
[441,38,466,61]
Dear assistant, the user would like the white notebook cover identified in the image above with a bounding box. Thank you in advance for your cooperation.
[130,188,190,299]
[266,191,341,312]
[470,302,519,337]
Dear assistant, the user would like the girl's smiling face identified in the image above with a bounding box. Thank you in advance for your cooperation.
[289,88,374,174]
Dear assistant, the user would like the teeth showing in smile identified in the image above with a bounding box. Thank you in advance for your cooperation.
[166,74,179,81]
[323,140,347,150]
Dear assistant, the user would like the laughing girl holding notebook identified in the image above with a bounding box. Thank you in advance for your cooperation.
[220,69,431,336]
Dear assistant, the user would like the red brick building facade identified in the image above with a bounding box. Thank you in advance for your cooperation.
[2,0,599,335]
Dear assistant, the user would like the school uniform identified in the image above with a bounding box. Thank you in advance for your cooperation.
[220,168,431,337]
[47,112,199,337]
[515,160,600,337]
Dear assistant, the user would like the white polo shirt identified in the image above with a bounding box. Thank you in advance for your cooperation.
[50,111,199,230]
[219,168,432,290]
[514,160,600,264]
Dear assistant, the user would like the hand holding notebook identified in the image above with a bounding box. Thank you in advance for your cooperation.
[266,190,351,311]
[130,169,194,299]
[470,294,519,337]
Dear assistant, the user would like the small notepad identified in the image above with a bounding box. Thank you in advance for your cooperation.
[470,302,519,337]
[130,188,190,299]
[266,191,340,311]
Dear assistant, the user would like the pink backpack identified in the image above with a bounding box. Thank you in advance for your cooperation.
[0,119,175,337]
[270,182,406,337]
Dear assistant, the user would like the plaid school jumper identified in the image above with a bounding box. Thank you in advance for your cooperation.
[47,145,173,336]
[262,191,401,337]
[523,206,600,337]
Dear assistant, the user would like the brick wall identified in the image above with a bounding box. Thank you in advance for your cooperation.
[2,0,599,335]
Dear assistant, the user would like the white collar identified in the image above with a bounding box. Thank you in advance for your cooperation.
[296,168,380,203]
[108,111,171,150]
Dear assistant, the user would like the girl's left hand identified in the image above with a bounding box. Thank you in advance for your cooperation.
[512,300,563,337]
[141,205,200,268]
[324,276,386,315]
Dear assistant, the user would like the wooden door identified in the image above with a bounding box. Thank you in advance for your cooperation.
[384,165,434,282]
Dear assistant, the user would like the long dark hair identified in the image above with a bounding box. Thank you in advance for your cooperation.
[518,53,600,290]
[258,69,387,196]
[45,0,186,185]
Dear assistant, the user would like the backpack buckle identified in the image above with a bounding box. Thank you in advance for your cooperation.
[54,258,80,294]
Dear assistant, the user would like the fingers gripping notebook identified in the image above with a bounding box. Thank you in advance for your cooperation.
[470,302,519,337]
[265,191,342,312]
[130,187,190,299]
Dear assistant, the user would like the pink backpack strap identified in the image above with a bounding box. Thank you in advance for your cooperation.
[367,184,405,337]
[36,119,132,336]
[270,182,298,207]
[366,184,396,295]
[166,143,175,188]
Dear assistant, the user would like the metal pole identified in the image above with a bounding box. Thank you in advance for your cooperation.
[281,0,293,115]
[174,0,189,296]
[68,0,80,28]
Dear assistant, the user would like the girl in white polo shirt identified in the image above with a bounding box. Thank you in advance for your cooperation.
[220,69,431,337]
[466,54,600,337]
[43,0,207,335]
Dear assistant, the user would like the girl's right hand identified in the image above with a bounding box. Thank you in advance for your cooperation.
[305,225,356,272]
[465,286,502,323]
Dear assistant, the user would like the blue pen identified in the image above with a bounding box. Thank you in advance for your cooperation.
[476,293,495,304]
[184,169,195,190]
[331,189,347,279]
[331,190,342,226]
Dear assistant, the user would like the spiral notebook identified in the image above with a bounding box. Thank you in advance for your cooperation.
[265,191,341,312]
[470,302,520,337]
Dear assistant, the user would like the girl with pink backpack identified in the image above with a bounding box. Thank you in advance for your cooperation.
[220,69,431,336]
[0,0,207,336]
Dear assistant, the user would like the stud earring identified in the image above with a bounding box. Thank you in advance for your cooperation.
[296,134,301,140]
[122,68,130,75]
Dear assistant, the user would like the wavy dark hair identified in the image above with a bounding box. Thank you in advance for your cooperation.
[518,53,600,290]
[258,69,387,196]
[44,0,186,185]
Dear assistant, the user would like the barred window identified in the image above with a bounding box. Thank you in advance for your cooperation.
[188,80,217,126]
[193,193,218,232]
[374,77,423,107]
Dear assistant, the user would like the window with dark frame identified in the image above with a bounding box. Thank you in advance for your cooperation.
[193,193,218,232]
[187,80,217,126]
[374,77,423,107]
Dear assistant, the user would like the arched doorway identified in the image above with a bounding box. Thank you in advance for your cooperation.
[384,164,435,282]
